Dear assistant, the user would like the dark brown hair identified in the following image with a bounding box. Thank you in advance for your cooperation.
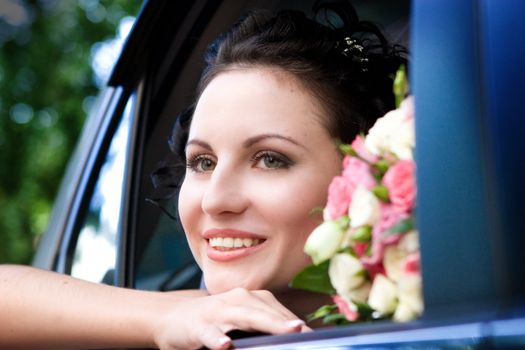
[151,1,407,199]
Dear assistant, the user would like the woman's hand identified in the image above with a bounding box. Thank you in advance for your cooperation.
[152,288,307,350]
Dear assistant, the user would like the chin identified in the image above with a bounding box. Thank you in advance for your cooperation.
[204,272,267,294]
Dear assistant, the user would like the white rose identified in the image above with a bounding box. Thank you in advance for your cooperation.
[349,186,380,228]
[398,231,419,253]
[329,253,365,296]
[365,109,404,156]
[368,274,398,315]
[393,300,418,322]
[383,245,405,282]
[390,116,415,160]
[344,281,372,304]
[304,221,344,265]
[340,227,354,250]
[397,274,424,314]
[384,231,420,282]
[364,104,415,160]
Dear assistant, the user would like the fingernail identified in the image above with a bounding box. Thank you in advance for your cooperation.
[286,319,305,328]
[218,336,231,346]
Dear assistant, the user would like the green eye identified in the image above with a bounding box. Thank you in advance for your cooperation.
[199,158,215,171]
[186,155,216,173]
[263,154,286,168]
[253,151,292,170]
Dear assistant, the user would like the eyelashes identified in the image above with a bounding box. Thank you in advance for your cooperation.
[186,154,216,173]
[186,150,294,173]
[250,150,293,169]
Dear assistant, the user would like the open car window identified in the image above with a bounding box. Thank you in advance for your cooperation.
[71,95,135,284]
[33,0,525,348]
[129,0,411,292]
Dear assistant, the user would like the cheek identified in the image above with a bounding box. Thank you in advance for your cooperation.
[257,172,332,238]
[178,179,203,263]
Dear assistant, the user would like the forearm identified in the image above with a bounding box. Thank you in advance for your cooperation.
[0,265,306,350]
[0,265,166,349]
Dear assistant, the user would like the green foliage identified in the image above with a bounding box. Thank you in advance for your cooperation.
[289,260,335,294]
[0,0,142,263]
[351,226,372,242]
[306,304,337,322]
[393,64,408,108]
[372,184,389,202]
[383,217,414,238]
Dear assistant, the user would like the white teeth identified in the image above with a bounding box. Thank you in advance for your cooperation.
[243,238,253,247]
[223,237,234,248]
[209,237,262,249]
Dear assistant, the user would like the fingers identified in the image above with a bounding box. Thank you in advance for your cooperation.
[220,302,305,335]
[199,326,232,350]
[155,288,306,350]
[217,288,304,330]
[251,290,300,320]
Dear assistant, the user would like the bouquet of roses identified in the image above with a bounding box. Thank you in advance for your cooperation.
[291,67,423,324]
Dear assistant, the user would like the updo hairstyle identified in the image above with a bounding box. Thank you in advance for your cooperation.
[151,0,407,197]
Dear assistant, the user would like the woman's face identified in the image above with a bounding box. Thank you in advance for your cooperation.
[178,67,342,294]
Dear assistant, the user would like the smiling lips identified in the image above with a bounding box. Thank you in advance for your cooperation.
[209,237,262,250]
[203,228,266,262]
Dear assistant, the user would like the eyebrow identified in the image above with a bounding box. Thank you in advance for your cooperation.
[185,133,306,151]
[243,133,306,149]
[185,139,212,151]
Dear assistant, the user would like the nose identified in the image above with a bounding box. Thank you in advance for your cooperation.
[201,163,249,217]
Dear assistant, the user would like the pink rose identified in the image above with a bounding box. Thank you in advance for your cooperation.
[403,252,421,274]
[325,156,375,220]
[352,241,386,279]
[353,242,369,258]
[376,203,410,245]
[332,295,358,321]
[382,160,416,213]
[366,262,386,280]
[326,176,352,220]
[351,135,378,163]
[361,204,409,266]
[342,156,376,191]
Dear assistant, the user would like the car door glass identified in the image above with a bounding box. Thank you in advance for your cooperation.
[71,95,134,283]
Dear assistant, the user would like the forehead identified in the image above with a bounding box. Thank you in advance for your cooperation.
[189,67,328,140]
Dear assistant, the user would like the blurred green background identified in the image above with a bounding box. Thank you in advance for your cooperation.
[0,0,142,264]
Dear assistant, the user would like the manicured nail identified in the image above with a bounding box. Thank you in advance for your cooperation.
[218,336,231,346]
[286,319,305,328]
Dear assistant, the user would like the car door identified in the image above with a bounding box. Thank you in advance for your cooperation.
[34,0,525,348]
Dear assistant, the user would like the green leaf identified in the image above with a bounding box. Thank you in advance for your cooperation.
[351,226,372,242]
[335,215,350,230]
[354,269,368,279]
[372,185,389,202]
[289,260,335,294]
[373,160,390,177]
[338,143,357,156]
[393,64,409,108]
[383,217,414,237]
[323,313,350,325]
[308,206,324,216]
[306,304,337,322]
[354,301,376,321]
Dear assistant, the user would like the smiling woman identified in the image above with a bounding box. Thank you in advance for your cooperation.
[153,0,406,329]
[180,68,342,299]
[0,1,407,349]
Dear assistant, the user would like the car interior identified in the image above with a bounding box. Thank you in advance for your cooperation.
[129,0,411,292]
[39,0,525,347]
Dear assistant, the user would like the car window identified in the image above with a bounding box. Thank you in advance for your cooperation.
[71,94,135,284]
[128,0,411,298]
